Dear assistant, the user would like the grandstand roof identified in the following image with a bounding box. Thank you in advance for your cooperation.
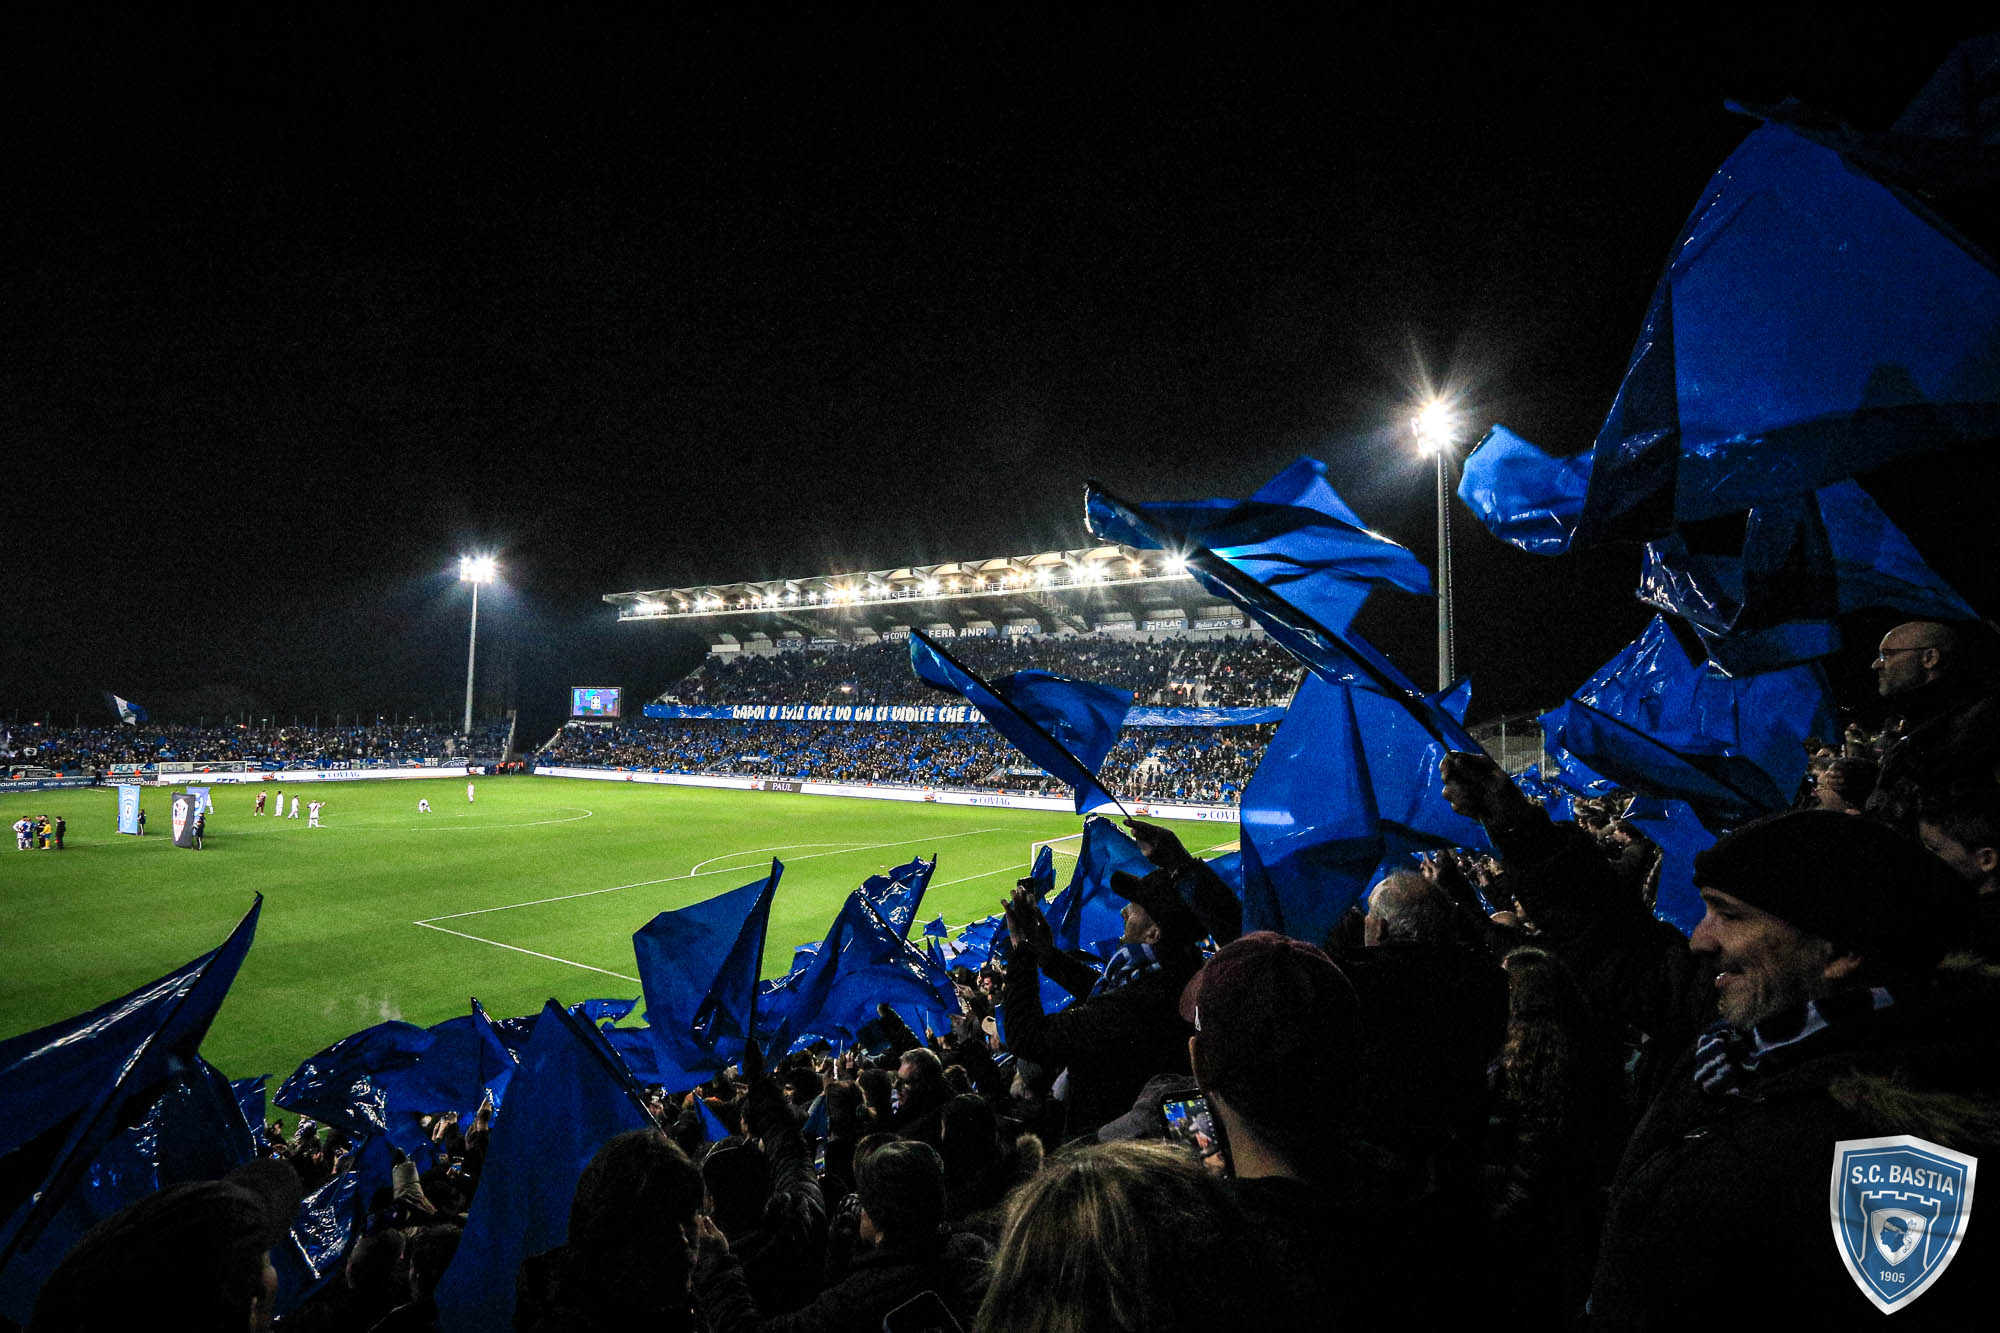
[605,547,1244,641]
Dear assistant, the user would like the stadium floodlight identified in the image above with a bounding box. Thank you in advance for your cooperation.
[1412,397,1459,689]
[458,554,498,736]
[1164,553,1188,575]
[922,577,939,595]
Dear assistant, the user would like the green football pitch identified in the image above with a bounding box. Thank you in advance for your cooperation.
[0,776,1132,1088]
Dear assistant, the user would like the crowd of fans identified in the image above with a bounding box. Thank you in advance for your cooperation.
[661,633,1301,709]
[18,620,2000,1330]
[2,720,512,772]
[539,719,1275,805]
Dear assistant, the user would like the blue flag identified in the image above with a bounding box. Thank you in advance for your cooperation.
[103,692,148,725]
[271,1169,362,1318]
[1571,117,2000,546]
[570,996,641,1026]
[1239,677,1489,946]
[633,860,783,1088]
[1045,822,1150,958]
[860,855,937,939]
[1637,481,1975,674]
[696,1098,732,1143]
[274,1021,437,1138]
[1457,425,1593,555]
[433,1002,654,1333]
[0,1053,264,1323]
[910,632,1132,814]
[921,915,949,940]
[948,912,1008,970]
[1539,616,1835,827]
[1511,766,1578,822]
[0,897,262,1314]
[1622,797,1721,937]
[1087,463,1479,754]
[757,886,958,1053]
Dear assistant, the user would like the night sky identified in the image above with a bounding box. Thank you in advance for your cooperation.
[6,24,1982,728]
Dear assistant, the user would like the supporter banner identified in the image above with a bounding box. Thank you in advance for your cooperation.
[170,791,199,848]
[640,703,1282,727]
[185,786,213,818]
[117,785,142,835]
[0,777,98,793]
[534,766,1242,824]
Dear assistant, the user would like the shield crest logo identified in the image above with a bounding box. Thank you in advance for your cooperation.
[1831,1134,1977,1314]
[171,794,190,842]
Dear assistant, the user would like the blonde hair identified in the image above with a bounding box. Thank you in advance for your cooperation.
[972,1141,1259,1333]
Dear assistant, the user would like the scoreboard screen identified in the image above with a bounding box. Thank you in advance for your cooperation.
[570,686,623,719]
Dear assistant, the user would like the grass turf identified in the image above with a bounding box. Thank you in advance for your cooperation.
[0,775,1093,1086]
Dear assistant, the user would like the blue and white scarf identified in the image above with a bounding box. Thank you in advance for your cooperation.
[1692,986,1896,1100]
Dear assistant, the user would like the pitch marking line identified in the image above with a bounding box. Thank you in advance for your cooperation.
[411,923,642,983]
[409,828,1022,979]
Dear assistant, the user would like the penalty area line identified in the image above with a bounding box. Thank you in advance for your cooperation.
[416,825,1015,923]
[412,921,640,983]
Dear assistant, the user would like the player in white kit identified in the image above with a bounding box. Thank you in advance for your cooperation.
[418,798,431,813]
[289,796,300,819]
[467,782,476,803]
[307,800,323,827]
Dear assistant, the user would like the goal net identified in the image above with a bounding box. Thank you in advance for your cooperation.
[1027,831,1084,879]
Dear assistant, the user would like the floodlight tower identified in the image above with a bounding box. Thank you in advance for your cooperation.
[459,555,497,736]
[1412,402,1458,692]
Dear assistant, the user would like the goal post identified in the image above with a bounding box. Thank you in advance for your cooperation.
[1027,831,1084,878]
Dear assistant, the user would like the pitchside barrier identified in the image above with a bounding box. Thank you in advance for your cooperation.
[531,764,1242,824]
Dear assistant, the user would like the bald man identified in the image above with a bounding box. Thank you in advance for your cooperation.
[1866,621,2000,831]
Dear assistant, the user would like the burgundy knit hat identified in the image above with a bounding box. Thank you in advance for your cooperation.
[1178,932,1361,1121]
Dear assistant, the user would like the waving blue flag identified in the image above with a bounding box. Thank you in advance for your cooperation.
[633,860,782,1087]
[860,855,937,938]
[1087,463,1479,754]
[757,887,958,1053]
[1045,821,1151,957]
[1637,481,1976,675]
[274,1021,437,1137]
[1622,797,1721,936]
[0,1053,265,1323]
[949,912,1008,970]
[0,897,263,1313]
[1572,117,2000,547]
[1458,426,1592,555]
[922,915,949,940]
[570,996,641,1026]
[1239,676,1490,946]
[911,632,1131,814]
[1540,617,1835,826]
[434,1001,654,1333]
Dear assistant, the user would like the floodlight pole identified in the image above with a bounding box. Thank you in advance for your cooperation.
[1434,445,1455,693]
[1413,405,1457,693]
[463,578,480,738]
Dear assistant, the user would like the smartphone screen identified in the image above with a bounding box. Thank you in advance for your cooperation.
[1160,1092,1230,1175]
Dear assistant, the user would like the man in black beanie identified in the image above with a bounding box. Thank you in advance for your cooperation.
[1587,807,1995,1327]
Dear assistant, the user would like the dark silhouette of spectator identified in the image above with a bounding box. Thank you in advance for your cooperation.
[30,1157,302,1333]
